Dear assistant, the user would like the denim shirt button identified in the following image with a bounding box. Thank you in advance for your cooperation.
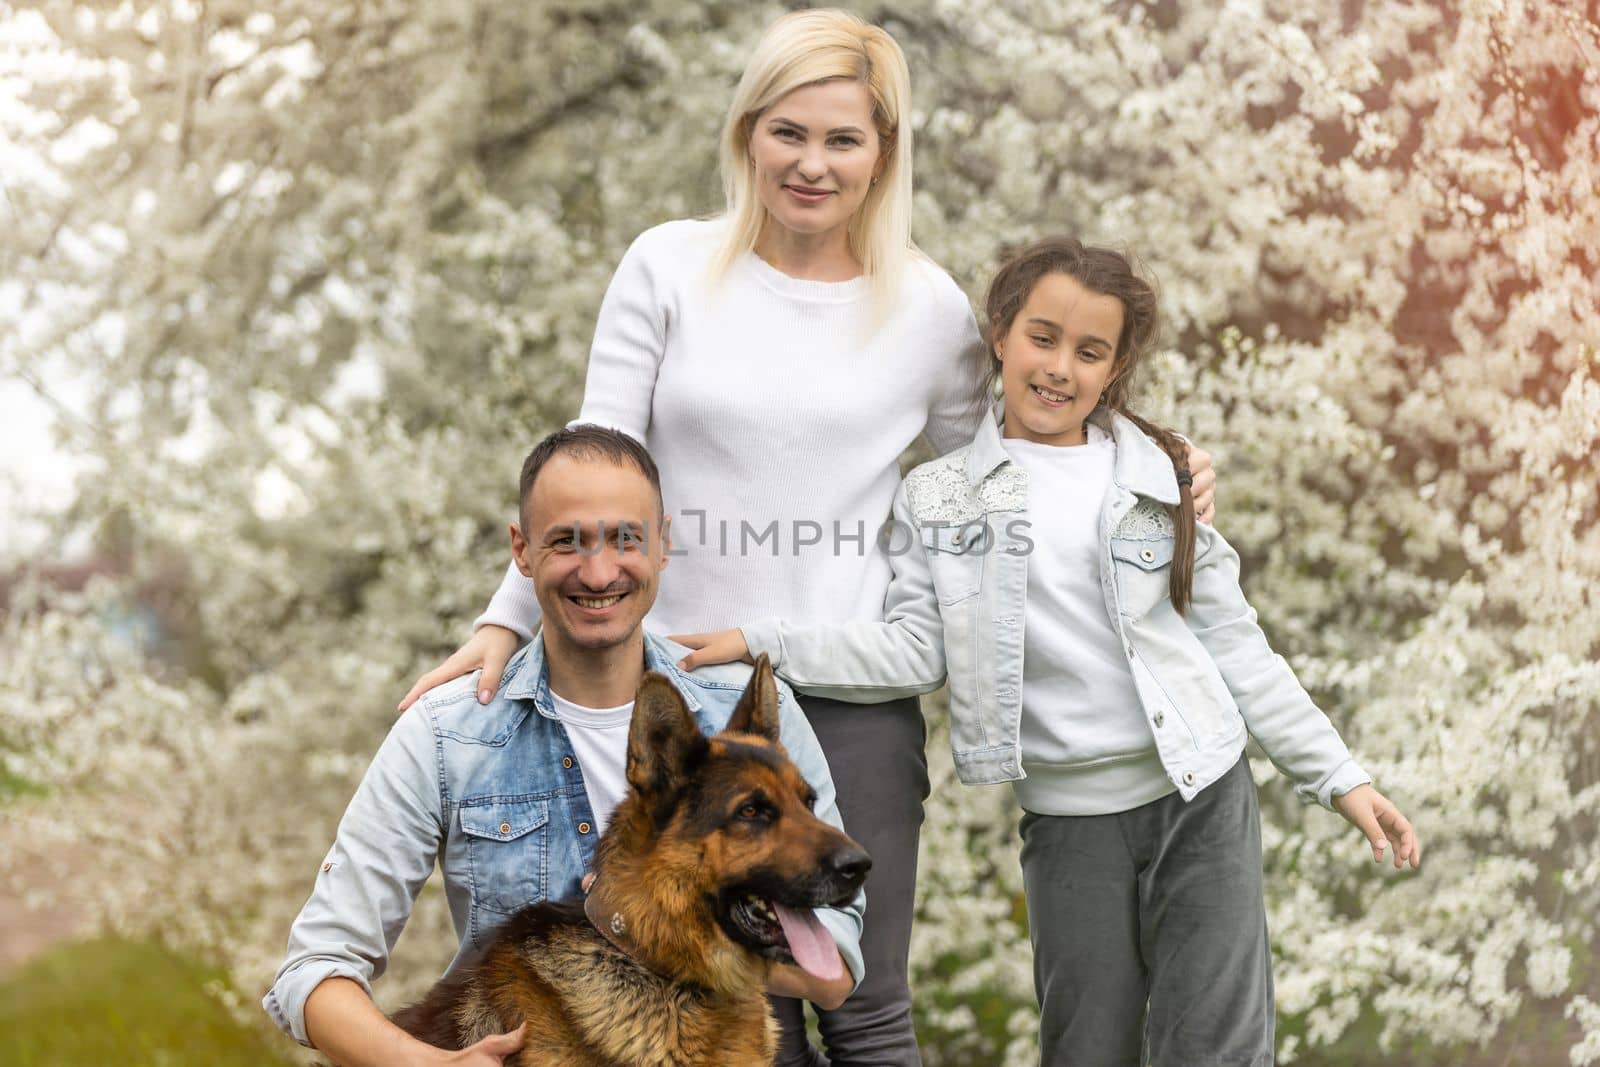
[499,822,512,834]
[578,822,592,835]
[562,756,574,769]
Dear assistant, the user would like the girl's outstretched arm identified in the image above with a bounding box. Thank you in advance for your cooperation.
[674,481,947,699]
[1189,521,1418,867]
[1184,522,1374,809]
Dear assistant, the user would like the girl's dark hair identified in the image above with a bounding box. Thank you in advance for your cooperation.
[983,236,1195,612]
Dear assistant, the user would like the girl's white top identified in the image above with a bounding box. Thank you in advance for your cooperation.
[999,429,1175,815]
[477,217,986,640]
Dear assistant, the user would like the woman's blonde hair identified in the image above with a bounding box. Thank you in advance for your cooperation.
[712,8,915,304]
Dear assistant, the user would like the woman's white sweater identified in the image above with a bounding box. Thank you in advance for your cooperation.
[477,217,986,640]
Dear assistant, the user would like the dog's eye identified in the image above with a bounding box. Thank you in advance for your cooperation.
[736,801,777,823]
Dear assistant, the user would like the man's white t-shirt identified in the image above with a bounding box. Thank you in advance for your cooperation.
[549,691,634,836]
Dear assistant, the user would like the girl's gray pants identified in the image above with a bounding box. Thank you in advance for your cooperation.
[1019,755,1275,1066]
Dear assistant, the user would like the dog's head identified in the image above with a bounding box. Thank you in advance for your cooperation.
[598,655,870,985]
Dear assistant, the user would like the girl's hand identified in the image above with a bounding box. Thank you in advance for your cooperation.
[397,625,522,711]
[1332,784,1421,869]
[671,629,754,671]
[1184,441,1217,525]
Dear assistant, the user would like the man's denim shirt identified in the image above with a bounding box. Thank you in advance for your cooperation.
[263,630,865,1046]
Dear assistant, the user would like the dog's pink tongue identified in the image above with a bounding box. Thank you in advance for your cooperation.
[772,903,842,981]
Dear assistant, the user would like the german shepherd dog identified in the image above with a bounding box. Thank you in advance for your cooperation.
[392,656,871,1065]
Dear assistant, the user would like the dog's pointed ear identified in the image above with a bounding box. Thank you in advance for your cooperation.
[627,672,709,800]
[723,654,781,742]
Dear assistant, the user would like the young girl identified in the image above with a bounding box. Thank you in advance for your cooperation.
[675,236,1420,1065]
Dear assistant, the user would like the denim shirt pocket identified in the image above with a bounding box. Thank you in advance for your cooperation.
[920,522,986,604]
[1111,536,1175,620]
[459,795,550,917]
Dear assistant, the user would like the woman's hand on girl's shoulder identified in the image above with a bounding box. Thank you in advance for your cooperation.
[671,629,754,671]
[397,625,523,711]
[1332,783,1422,870]
[1184,441,1217,525]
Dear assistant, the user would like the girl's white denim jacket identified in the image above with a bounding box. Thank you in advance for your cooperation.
[742,405,1370,809]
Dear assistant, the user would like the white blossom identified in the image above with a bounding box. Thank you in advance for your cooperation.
[1,0,1596,1061]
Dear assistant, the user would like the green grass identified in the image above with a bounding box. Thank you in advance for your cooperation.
[0,937,300,1067]
[0,765,46,802]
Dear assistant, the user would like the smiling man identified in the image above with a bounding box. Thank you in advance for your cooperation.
[264,425,863,1067]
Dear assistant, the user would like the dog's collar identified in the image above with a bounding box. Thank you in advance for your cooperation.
[583,875,676,982]
[582,877,633,952]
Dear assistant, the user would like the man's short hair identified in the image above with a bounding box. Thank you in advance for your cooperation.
[518,425,664,531]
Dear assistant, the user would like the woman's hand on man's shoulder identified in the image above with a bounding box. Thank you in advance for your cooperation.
[397,625,522,712]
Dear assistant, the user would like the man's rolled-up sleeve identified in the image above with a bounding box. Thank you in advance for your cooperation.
[262,707,445,1045]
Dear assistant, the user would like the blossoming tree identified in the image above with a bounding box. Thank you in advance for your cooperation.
[1,1,1595,1062]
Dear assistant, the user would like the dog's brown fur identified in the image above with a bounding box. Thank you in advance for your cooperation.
[392,656,869,1066]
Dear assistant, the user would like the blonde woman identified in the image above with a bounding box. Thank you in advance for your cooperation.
[400,10,1217,1064]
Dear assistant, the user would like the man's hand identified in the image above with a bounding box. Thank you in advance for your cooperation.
[398,625,522,711]
[444,1023,526,1065]
[768,959,854,1012]
[1332,784,1421,869]
[305,978,527,1067]
[671,629,754,672]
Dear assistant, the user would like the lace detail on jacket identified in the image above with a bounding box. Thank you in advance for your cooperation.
[904,455,1027,524]
[1116,498,1176,541]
